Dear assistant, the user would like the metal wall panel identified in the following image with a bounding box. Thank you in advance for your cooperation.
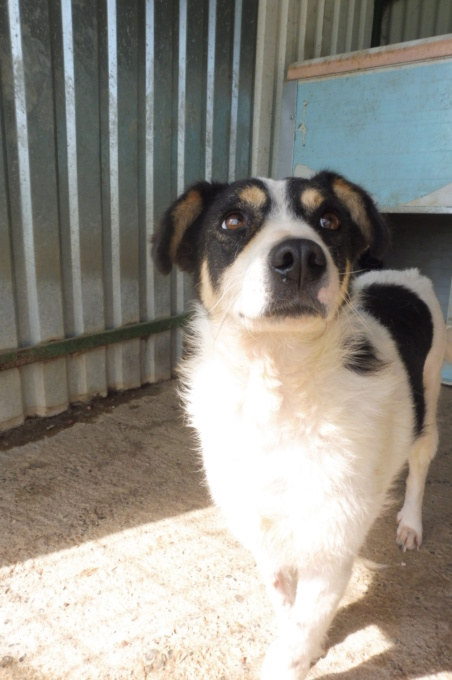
[0,0,258,430]
[381,0,452,45]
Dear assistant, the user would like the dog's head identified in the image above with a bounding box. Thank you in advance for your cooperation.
[152,172,389,327]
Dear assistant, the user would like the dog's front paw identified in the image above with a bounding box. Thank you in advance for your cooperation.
[396,508,422,551]
[261,641,309,680]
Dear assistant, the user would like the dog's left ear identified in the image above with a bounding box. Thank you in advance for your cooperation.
[152,181,227,275]
[326,172,390,260]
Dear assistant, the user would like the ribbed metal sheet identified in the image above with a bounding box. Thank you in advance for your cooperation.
[381,0,452,45]
[0,0,258,430]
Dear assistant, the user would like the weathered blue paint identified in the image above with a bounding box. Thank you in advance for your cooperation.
[293,59,452,210]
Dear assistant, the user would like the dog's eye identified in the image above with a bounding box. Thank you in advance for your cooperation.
[319,212,340,230]
[221,212,247,231]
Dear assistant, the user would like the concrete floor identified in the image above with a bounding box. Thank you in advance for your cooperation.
[0,380,451,680]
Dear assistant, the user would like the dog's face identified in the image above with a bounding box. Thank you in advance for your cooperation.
[152,171,389,328]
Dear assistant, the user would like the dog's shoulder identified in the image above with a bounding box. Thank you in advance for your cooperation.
[351,268,442,435]
[353,268,435,343]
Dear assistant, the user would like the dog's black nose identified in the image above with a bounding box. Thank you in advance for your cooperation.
[270,239,327,289]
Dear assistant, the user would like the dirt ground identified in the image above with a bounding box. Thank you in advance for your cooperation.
[0,379,451,680]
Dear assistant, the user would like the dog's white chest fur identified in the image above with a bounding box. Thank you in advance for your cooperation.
[182,306,414,566]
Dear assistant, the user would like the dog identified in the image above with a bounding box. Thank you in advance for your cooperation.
[152,171,447,679]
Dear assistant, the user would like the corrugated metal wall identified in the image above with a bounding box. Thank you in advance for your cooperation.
[0,0,258,430]
[381,0,452,45]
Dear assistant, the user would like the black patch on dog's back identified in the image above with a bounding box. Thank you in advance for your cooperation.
[360,283,433,436]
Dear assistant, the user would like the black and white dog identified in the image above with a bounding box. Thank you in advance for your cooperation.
[152,172,447,679]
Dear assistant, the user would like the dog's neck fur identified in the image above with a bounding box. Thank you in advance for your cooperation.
[181,301,354,435]
[193,301,349,372]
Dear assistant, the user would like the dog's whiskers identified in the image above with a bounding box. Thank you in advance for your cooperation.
[342,294,373,335]
[206,277,240,314]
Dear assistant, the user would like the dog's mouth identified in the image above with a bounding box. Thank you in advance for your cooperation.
[236,292,327,325]
[263,293,327,320]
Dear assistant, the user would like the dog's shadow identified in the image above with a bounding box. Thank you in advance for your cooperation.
[313,473,452,679]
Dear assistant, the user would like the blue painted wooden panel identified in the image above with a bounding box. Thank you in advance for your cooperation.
[293,59,452,211]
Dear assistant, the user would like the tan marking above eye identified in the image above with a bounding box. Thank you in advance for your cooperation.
[301,187,324,211]
[222,212,247,230]
[239,185,267,208]
[332,178,372,241]
[319,211,340,230]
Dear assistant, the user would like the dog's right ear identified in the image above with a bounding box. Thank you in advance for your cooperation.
[152,181,227,275]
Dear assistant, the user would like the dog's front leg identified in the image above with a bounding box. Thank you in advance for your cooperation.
[261,558,353,680]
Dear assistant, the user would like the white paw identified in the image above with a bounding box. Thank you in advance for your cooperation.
[261,641,309,680]
[396,509,422,551]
